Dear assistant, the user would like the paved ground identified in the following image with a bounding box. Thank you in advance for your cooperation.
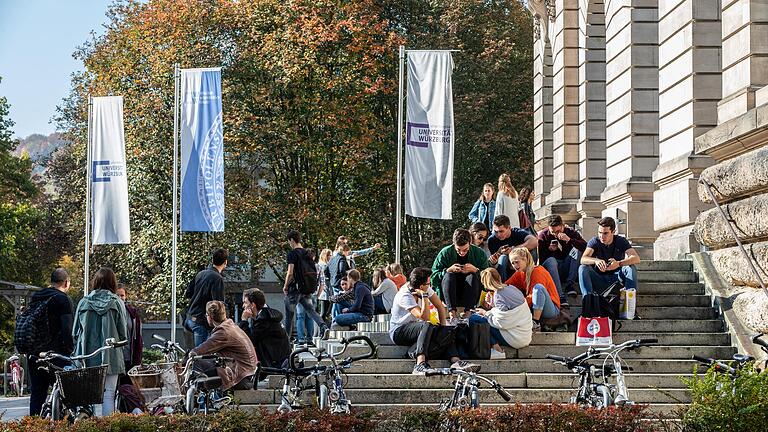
[0,397,28,421]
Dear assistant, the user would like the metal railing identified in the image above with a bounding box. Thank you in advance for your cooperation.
[699,179,768,300]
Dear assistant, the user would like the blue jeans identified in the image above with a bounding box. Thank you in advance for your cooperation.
[285,294,327,340]
[541,250,582,301]
[578,264,637,295]
[531,283,559,319]
[497,254,512,282]
[468,314,508,347]
[333,312,372,327]
[332,299,354,317]
[186,318,211,347]
[296,302,315,343]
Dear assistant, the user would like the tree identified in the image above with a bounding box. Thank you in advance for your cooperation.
[51,0,533,317]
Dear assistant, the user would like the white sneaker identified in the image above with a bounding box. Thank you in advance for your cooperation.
[450,360,481,373]
[490,348,506,359]
[447,316,459,326]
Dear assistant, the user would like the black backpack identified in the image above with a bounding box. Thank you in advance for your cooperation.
[464,320,491,359]
[581,280,623,330]
[14,297,53,355]
[294,249,318,295]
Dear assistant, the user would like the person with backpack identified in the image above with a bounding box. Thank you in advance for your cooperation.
[505,247,561,331]
[185,248,228,347]
[72,267,128,416]
[283,230,330,342]
[578,217,640,295]
[22,268,74,416]
[331,269,374,329]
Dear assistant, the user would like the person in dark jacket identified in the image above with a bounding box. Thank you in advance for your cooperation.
[185,248,228,346]
[537,214,588,304]
[325,243,352,317]
[28,268,74,416]
[331,270,374,329]
[116,284,143,371]
[239,288,290,369]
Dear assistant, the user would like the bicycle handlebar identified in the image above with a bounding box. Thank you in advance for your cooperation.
[545,354,571,363]
[288,346,314,374]
[637,338,658,345]
[752,333,768,349]
[39,338,128,363]
[692,355,736,375]
[341,335,377,363]
[495,385,512,402]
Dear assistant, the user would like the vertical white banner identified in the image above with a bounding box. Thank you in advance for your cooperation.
[405,51,455,220]
[180,68,224,232]
[91,96,130,245]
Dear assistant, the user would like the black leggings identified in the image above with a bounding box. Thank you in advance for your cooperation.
[441,271,481,311]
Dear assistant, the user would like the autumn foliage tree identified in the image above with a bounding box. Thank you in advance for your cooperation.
[51,0,532,316]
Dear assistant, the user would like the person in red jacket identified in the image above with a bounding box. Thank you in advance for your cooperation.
[504,247,560,331]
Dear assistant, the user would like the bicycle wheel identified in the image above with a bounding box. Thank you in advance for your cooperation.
[51,389,64,421]
[318,383,329,410]
[185,386,199,414]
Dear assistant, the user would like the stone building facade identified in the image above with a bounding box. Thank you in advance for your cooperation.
[528,0,768,329]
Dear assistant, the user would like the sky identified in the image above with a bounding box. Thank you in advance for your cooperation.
[0,0,113,139]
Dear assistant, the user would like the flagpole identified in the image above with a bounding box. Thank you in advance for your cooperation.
[395,45,405,263]
[171,64,180,344]
[84,96,93,294]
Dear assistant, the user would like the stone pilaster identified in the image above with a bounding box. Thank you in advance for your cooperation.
[601,0,659,257]
[576,0,607,233]
[717,0,768,123]
[545,0,581,224]
[652,0,720,259]
[530,5,555,214]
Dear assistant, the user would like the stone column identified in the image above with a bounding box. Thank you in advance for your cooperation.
[717,0,768,123]
[531,12,555,214]
[576,0,607,233]
[544,0,581,224]
[601,0,660,259]
[652,0,720,260]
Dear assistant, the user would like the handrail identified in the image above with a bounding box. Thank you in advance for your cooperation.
[699,179,768,300]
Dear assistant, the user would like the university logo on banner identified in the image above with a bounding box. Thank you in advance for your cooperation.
[405,51,454,220]
[180,68,225,232]
[91,96,130,245]
[576,316,613,346]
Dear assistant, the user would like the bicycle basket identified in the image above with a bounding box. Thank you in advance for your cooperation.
[56,365,107,407]
[127,364,163,389]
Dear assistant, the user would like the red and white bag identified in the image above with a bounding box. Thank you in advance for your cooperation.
[576,316,613,346]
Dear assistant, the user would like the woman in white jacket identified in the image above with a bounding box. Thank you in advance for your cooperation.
[469,268,533,359]
[494,173,520,228]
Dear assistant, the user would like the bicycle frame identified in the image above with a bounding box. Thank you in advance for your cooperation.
[426,368,512,410]
[180,353,234,415]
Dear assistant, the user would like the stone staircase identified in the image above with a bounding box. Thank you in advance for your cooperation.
[235,261,734,413]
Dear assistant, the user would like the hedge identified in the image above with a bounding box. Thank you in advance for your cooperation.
[1,404,656,432]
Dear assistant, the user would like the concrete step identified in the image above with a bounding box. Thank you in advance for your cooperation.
[632,283,703,295]
[240,387,692,404]
[635,261,692,271]
[637,272,698,282]
[564,306,716,320]
[265,373,693,390]
[325,331,729,347]
[565,294,711,307]
[287,358,705,374]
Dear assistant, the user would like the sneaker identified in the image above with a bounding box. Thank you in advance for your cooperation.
[320,326,331,341]
[412,362,433,375]
[446,316,459,326]
[532,321,541,332]
[565,282,579,296]
[490,348,506,360]
[450,360,481,373]
[560,300,570,308]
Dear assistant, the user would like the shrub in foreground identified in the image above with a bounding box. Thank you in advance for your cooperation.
[2,404,655,432]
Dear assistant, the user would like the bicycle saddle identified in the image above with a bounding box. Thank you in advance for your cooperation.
[195,376,223,391]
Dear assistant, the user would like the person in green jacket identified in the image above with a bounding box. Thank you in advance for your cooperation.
[431,229,489,324]
[72,267,128,417]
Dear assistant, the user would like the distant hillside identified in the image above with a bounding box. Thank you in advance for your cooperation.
[14,133,68,163]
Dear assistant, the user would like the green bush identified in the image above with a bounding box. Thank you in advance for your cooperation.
[1,405,654,432]
[680,363,768,431]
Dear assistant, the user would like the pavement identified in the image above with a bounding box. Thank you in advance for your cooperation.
[0,397,28,421]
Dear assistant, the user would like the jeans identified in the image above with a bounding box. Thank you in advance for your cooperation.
[541,249,582,301]
[186,318,211,347]
[333,312,372,327]
[497,254,512,282]
[441,271,481,311]
[296,302,315,343]
[531,283,559,319]
[99,373,119,416]
[578,264,637,295]
[332,299,353,317]
[468,314,508,347]
[285,293,327,339]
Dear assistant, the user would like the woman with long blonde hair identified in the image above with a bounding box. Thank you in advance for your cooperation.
[505,247,560,331]
[495,174,520,227]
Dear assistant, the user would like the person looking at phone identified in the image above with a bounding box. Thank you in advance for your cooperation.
[487,215,538,281]
[578,217,640,295]
[431,229,489,324]
[389,267,480,375]
[537,214,587,305]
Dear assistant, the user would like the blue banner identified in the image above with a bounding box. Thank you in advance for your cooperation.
[180,68,224,232]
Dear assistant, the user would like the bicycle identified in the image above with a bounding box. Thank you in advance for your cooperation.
[547,338,657,408]
[425,367,513,410]
[37,338,128,422]
[6,354,24,396]
[258,335,377,413]
[181,353,236,415]
[690,332,768,395]
[150,333,187,363]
